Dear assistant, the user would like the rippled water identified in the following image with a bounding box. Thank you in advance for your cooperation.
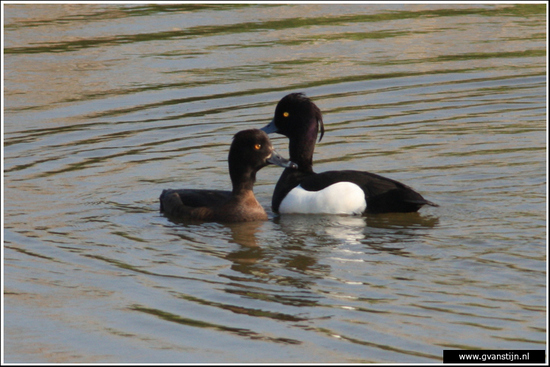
[3,3,547,363]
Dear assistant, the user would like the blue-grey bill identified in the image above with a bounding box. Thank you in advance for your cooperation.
[260,119,278,134]
[267,149,298,169]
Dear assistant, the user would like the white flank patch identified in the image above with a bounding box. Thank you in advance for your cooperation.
[279,182,367,215]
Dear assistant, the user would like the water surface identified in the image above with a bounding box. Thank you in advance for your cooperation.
[3,3,547,363]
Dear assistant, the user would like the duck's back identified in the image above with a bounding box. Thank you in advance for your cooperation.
[160,189,268,222]
[160,189,231,218]
[273,169,437,214]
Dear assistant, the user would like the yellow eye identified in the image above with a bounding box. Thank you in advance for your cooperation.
[283,112,289,117]
[254,144,262,150]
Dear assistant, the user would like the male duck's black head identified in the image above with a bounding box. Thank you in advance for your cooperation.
[262,93,324,141]
[261,93,324,171]
[228,129,297,194]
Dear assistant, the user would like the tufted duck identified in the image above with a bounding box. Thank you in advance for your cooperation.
[160,129,297,222]
[261,93,437,214]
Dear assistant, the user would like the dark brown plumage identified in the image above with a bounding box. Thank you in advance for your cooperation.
[160,129,296,222]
